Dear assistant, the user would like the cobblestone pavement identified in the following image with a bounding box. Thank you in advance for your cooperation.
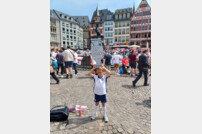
[50,70,151,134]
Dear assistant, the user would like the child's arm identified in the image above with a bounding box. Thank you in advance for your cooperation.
[102,66,111,78]
[88,66,96,77]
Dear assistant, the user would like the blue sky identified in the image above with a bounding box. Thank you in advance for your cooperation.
[50,0,151,20]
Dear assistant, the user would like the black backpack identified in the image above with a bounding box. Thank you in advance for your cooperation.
[50,105,69,126]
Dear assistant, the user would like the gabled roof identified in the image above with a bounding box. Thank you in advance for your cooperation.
[71,16,90,27]
[50,10,60,20]
[136,0,151,12]
[131,0,151,19]
[52,9,79,24]
[91,9,113,23]
[114,8,132,14]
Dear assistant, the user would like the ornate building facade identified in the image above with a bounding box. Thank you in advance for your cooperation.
[130,0,151,48]
[114,8,133,46]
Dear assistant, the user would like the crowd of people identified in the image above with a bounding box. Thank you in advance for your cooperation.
[50,46,151,122]
[50,46,151,86]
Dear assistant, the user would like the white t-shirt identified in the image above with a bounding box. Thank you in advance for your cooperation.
[113,54,122,64]
[63,49,74,61]
[93,75,108,95]
[73,53,78,63]
[51,52,57,58]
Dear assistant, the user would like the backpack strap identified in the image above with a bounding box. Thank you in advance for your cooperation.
[50,105,66,111]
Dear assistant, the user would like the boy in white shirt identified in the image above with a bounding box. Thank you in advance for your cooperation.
[88,66,111,122]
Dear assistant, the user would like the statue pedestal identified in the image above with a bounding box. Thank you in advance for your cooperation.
[91,38,104,68]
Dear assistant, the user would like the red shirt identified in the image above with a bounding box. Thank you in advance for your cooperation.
[128,53,137,63]
[122,59,129,66]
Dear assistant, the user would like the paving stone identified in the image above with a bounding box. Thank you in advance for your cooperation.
[117,128,124,133]
[112,129,118,133]
[127,129,134,134]
[108,126,113,130]
[102,130,107,134]
[107,130,113,134]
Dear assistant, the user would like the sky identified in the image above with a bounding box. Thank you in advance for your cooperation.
[50,0,151,20]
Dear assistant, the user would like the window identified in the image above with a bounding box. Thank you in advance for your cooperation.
[115,15,118,20]
[146,19,148,23]
[143,19,145,23]
[62,28,65,33]
[122,29,125,34]
[149,25,151,30]
[139,12,142,16]
[142,26,144,30]
[139,20,142,24]
[115,29,118,35]
[126,21,130,26]
[119,29,121,34]
[115,37,118,42]
[149,18,151,23]
[131,21,133,24]
[123,14,126,19]
[145,26,147,30]
[134,21,136,24]
[138,26,141,31]
[126,36,129,41]
[123,21,125,27]
[66,29,69,33]
[63,41,65,45]
[118,36,121,42]
[115,22,118,27]
[121,36,125,42]
[63,36,66,40]
[119,22,122,27]
[127,13,130,18]
[126,28,129,34]
[119,14,122,19]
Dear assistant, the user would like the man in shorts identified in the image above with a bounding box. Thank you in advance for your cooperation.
[112,52,122,75]
[63,46,74,79]
[129,50,138,76]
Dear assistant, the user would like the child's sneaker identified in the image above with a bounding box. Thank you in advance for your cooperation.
[103,116,109,123]
[90,113,98,120]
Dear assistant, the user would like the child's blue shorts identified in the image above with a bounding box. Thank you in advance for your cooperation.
[94,94,107,103]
